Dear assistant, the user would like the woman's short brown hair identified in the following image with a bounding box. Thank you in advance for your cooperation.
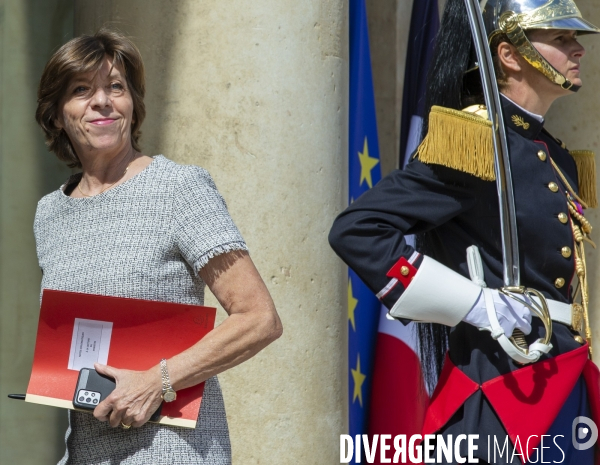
[36,28,146,168]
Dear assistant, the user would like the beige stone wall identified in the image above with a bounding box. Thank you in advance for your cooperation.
[0,1,73,463]
[366,0,445,176]
[366,0,444,176]
[365,0,410,175]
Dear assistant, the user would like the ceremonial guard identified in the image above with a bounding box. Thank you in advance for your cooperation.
[329,0,600,463]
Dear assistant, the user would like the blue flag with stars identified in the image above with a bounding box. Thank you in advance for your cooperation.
[348,0,382,457]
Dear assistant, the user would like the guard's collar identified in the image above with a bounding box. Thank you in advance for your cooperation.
[501,95,544,140]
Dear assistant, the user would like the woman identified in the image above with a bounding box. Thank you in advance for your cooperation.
[35,29,282,464]
[330,0,599,463]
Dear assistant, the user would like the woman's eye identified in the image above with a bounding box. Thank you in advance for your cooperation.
[73,86,88,94]
[110,82,125,92]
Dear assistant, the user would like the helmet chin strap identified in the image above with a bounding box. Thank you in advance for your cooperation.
[499,11,581,93]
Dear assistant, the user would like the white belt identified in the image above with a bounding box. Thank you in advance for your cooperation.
[533,297,572,327]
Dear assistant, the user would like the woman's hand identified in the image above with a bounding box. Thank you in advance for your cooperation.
[93,362,163,428]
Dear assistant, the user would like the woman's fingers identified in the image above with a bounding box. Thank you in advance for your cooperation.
[94,362,119,380]
[104,395,143,428]
[130,399,159,428]
[93,406,111,422]
[93,365,163,428]
[93,392,115,422]
[109,405,126,428]
[91,364,120,423]
[119,398,159,428]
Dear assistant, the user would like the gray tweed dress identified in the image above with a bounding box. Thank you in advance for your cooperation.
[34,155,247,465]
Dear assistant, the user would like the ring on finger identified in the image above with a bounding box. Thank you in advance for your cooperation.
[120,421,132,430]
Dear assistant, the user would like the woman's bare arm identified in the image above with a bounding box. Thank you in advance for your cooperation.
[94,250,282,428]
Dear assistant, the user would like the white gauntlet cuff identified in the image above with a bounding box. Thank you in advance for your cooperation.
[388,256,482,326]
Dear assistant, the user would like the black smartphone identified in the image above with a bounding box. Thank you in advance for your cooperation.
[73,368,162,422]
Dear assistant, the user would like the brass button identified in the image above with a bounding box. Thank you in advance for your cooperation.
[548,182,559,193]
[400,266,410,276]
[555,277,565,289]
[558,213,569,224]
[561,246,572,258]
[537,150,547,161]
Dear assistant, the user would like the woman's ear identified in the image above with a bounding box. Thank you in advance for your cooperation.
[497,41,522,74]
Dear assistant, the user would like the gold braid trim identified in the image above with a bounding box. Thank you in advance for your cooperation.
[553,157,595,358]
[550,157,589,209]
[570,150,598,208]
[573,224,594,359]
[416,106,495,181]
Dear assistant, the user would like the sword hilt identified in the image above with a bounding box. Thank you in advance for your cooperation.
[500,286,553,364]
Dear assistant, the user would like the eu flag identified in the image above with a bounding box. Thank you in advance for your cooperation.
[348,0,382,457]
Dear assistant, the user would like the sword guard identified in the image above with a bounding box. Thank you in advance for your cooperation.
[465,246,553,364]
[499,287,554,364]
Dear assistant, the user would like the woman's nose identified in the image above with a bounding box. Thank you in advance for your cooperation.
[90,87,111,108]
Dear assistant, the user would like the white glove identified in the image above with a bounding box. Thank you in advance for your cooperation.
[463,288,533,338]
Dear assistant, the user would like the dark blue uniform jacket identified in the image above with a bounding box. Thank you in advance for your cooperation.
[329,97,592,463]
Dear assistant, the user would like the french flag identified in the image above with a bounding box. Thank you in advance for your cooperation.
[368,308,429,443]
[367,1,439,462]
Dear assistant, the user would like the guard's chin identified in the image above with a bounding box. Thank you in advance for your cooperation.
[568,78,583,93]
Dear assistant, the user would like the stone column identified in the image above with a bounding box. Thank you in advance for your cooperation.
[74,1,348,462]
[0,1,73,463]
[545,1,600,361]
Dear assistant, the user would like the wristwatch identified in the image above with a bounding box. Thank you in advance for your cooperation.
[160,359,177,402]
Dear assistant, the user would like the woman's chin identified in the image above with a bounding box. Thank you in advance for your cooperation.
[82,140,130,157]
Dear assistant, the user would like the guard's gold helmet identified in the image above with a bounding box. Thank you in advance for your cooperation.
[482,0,600,91]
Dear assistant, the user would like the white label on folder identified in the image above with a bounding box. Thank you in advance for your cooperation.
[68,318,113,371]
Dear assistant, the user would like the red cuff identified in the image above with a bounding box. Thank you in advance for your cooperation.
[387,257,418,288]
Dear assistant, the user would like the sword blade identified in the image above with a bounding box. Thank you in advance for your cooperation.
[463,0,520,287]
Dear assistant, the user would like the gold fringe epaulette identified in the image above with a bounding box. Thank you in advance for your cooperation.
[415,105,495,181]
[570,150,598,208]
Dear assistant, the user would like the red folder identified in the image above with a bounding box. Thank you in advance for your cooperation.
[26,289,216,429]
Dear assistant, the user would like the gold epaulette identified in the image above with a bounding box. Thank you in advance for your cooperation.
[415,105,495,181]
[569,150,598,208]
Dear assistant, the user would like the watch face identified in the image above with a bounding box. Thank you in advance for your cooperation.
[163,390,177,402]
